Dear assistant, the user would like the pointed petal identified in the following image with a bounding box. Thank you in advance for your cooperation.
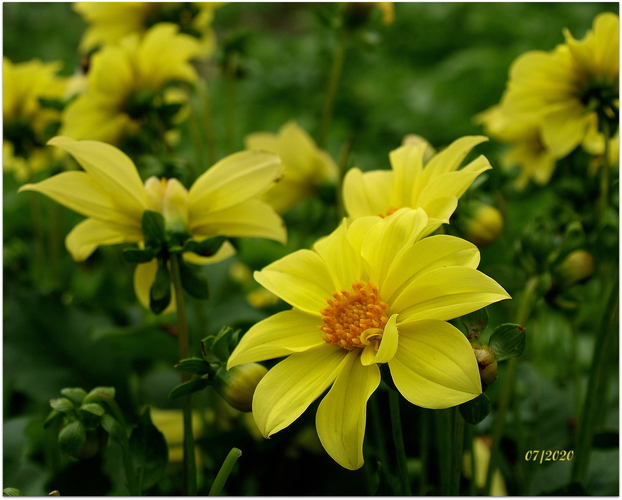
[389,319,481,408]
[252,346,347,437]
[313,220,362,291]
[47,136,148,220]
[189,150,283,213]
[343,168,393,218]
[190,198,286,243]
[423,136,489,178]
[393,267,511,322]
[360,313,399,366]
[316,351,380,470]
[254,249,334,316]
[227,309,326,367]
[133,260,176,314]
[182,240,236,266]
[388,143,426,207]
[65,218,143,261]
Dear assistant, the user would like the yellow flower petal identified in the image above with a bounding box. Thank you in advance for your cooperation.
[316,350,380,470]
[360,313,399,366]
[182,240,236,266]
[133,260,176,314]
[313,220,362,292]
[227,309,326,367]
[342,168,393,219]
[541,103,595,158]
[389,319,481,408]
[252,346,347,437]
[388,142,426,207]
[66,218,143,261]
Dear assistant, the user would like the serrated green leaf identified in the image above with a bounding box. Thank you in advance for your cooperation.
[60,387,87,407]
[179,261,209,299]
[168,377,210,399]
[101,413,126,443]
[175,357,212,375]
[58,420,86,455]
[50,398,75,413]
[150,260,172,314]
[123,247,157,264]
[141,210,166,246]
[459,392,491,424]
[3,488,24,496]
[129,407,168,493]
[489,323,526,361]
[184,236,227,257]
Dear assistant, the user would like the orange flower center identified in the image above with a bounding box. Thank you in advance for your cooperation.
[318,281,389,349]
[379,206,399,218]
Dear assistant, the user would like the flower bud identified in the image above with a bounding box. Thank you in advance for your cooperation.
[472,344,498,389]
[213,363,268,412]
[70,426,109,460]
[554,249,595,287]
[462,202,503,247]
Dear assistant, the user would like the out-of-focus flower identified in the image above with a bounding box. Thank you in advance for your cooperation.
[19,137,285,311]
[553,249,595,287]
[228,208,510,469]
[343,136,491,235]
[61,23,201,145]
[459,200,504,248]
[463,436,507,496]
[496,12,619,159]
[74,2,222,58]
[3,57,68,181]
[244,121,339,213]
[150,407,206,464]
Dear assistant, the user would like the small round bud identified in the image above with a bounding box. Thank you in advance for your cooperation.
[462,202,503,247]
[214,363,268,412]
[472,344,498,389]
[554,249,595,287]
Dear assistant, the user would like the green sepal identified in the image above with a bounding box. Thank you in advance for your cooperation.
[84,386,116,402]
[60,387,87,407]
[2,488,24,496]
[168,376,211,399]
[149,259,172,314]
[459,308,489,339]
[459,392,491,425]
[129,407,168,493]
[101,413,126,443]
[489,323,526,362]
[175,357,213,375]
[179,261,209,299]
[184,235,227,257]
[43,410,62,429]
[58,420,87,455]
[201,326,239,364]
[50,397,75,413]
[123,247,157,264]
[141,210,167,246]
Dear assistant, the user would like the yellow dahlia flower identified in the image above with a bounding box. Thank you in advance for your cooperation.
[228,208,510,469]
[244,121,339,213]
[61,23,201,145]
[19,137,285,310]
[343,136,491,234]
[500,12,619,158]
[74,2,221,58]
[3,57,68,181]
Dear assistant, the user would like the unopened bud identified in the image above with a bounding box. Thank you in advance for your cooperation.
[554,250,595,287]
[462,202,503,247]
[472,344,498,389]
[214,363,268,412]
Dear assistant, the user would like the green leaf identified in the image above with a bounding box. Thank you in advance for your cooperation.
[2,488,24,496]
[85,386,116,401]
[60,387,87,407]
[489,323,526,362]
[79,403,105,417]
[50,398,75,413]
[149,260,172,314]
[184,236,227,257]
[179,261,209,299]
[123,247,157,264]
[175,357,212,375]
[459,392,491,424]
[100,414,125,443]
[168,377,210,399]
[129,407,168,493]
[43,411,62,429]
[141,210,166,246]
[201,326,239,364]
[37,97,65,111]
[58,420,86,455]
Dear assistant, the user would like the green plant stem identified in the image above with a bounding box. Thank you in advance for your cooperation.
[224,51,239,155]
[198,79,218,167]
[209,448,242,496]
[571,271,618,485]
[466,423,477,495]
[597,118,612,226]
[450,408,465,496]
[436,408,452,495]
[369,392,395,490]
[46,199,62,290]
[483,275,540,495]
[419,409,430,495]
[188,87,207,176]
[318,35,346,149]
[170,253,197,496]
[388,389,411,495]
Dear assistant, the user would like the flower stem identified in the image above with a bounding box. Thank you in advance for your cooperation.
[198,79,218,167]
[597,118,612,227]
[388,389,411,495]
[208,447,242,496]
[318,34,346,149]
[224,51,239,155]
[450,407,465,495]
[170,253,197,496]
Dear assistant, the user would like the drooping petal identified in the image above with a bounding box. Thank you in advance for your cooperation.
[190,198,286,244]
[360,313,399,366]
[313,220,362,292]
[252,345,347,437]
[65,218,143,261]
[133,259,176,314]
[316,350,380,470]
[254,250,335,316]
[188,150,283,213]
[182,240,236,266]
[47,136,148,220]
[389,319,481,408]
[227,309,326,367]
[392,266,511,322]
[343,168,393,218]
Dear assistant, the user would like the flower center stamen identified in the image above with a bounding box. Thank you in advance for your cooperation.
[318,281,389,349]
[379,206,399,218]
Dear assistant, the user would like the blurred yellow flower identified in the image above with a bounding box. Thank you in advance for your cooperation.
[61,23,201,145]
[499,12,619,158]
[3,57,68,181]
[463,436,507,496]
[19,137,285,310]
[244,121,339,213]
[343,136,491,234]
[228,208,509,469]
[74,2,222,57]
[150,407,205,464]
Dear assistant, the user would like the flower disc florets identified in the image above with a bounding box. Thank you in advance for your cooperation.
[319,282,389,349]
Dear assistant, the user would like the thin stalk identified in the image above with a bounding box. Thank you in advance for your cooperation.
[436,408,452,495]
[188,87,207,177]
[224,52,239,155]
[419,408,430,496]
[46,199,62,289]
[483,275,540,495]
[450,408,465,495]
[318,35,346,149]
[466,424,477,496]
[198,79,218,167]
[209,448,242,496]
[369,391,395,491]
[597,119,612,226]
[170,254,197,496]
[388,389,411,495]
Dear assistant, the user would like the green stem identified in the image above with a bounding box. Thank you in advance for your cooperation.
[419,409,430,495]
[388,389,411,495]
[209,448,242,496]
[188,86,207,177]
[224,52,238,155]
[170,254,197,496]
[198,79,218,167]
[318,35,346,149]
[436,408,452,495]
[46,199,62,290]
[466,424,477,496]
[597,119,612,226]
[483,275,540,495]
[450,408,465,496]
[369,392,395,491]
